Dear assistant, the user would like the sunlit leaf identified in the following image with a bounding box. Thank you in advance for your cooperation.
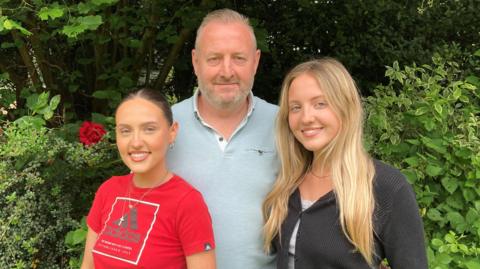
[38,5,64,21]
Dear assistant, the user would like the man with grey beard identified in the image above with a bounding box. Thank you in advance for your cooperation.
[167,8,278,269]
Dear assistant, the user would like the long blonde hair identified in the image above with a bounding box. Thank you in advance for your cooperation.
[263,58,376,265]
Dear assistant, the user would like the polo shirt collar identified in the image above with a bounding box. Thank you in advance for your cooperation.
[192,88,255,123]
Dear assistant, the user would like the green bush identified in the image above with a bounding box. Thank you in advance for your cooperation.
[364,49,480,268]
[0,120,125,268]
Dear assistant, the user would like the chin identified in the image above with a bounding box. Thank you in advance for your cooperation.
[302,143,326,152]
[126,164,149,174]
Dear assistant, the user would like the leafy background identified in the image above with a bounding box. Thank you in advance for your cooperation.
[0,0,479,268]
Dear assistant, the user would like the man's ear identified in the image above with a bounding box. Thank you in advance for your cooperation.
[253,49,261,75]
[192,49,198,76]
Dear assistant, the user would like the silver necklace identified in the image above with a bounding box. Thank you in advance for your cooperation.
[309,170,330,180]
[118,170,170,225]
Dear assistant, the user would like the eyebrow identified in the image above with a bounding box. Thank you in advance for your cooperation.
[288,94,326,103]
[116,121,159,127]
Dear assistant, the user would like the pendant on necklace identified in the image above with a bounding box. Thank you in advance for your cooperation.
[119,216,125,224]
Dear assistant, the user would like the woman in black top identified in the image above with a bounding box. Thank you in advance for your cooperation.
[263,58,427,268]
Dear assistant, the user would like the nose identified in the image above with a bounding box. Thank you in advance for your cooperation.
[130,131,143,148]
[300,106,314,124]
[219,57,234,79]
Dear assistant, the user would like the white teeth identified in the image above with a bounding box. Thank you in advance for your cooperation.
[302,128,323,137]
[130,152,148,161]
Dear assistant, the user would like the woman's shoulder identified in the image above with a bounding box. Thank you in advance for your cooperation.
[168,174,203,198]
[169,175,209,211]
[96,174,132,194]
[372,159,410,194]
[372,159,417,212]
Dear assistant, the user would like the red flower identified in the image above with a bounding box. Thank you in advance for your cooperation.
[79,121,106,146]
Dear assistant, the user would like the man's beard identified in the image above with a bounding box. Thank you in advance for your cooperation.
[198,78,253,109]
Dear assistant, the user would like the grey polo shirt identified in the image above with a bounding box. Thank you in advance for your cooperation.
[167,90,279,269]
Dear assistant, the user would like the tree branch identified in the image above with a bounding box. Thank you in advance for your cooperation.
[11,29,42,89]
[152,0,214,91]
[131,1,161,80]
[153,28,192,91]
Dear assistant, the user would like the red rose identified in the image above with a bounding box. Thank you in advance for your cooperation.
[79,121,106,146]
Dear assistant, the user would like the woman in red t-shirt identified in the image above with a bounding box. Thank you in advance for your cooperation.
[81,88,216,269]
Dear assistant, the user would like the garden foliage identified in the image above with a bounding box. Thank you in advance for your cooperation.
[0,1,479,268]
[1,0,478,121]
[0,118,125,268]
[364,50,480,269]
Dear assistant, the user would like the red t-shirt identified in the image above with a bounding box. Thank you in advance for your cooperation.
[87,174,215,269]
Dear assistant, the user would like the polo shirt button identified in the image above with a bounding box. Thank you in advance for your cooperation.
[219,137,224,141]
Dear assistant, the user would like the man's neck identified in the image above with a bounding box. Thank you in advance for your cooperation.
[197,95,250,140]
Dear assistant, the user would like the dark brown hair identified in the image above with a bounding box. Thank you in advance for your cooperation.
[118,88,173,125]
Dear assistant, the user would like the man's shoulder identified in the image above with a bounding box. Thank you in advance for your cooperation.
[171,96,194,119]
[252,96,278,115]
[172,96,193,111]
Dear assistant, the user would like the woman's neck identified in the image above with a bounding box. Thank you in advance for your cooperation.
[133,167,170,188]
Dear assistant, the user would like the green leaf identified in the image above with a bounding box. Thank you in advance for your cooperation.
[462,82,477,91]
[43,110,53,120]
[78,15,103,30]
[0,16,5,31]
[92,90,118,99]
[6,192,17,203]
[444,232,455,243]
[441,177,458,194]
[446,195,464,210]
[49,95,61,110]
[463,188,477,202]
[402,169,418,184]
[77,2,95,14]
[446,212,465,231]
[465,75,480,87]
[119,76,134,88]
[91,0,119,6]
[427,208,443,221]
[449,244,458,253]
[455,148,472,159]
[415,106,429,115]
[404,156,420,166]
[406,139,420,145]
[424,120,436,131]
[33,92,50,112]
[38,5,64,21]
[436,252,452,265]
[459,95,469,103]
[422,137,447,154]
[62,24,88,38]
[466,208,479,224]
[1,42,16,49]
[434,102,443,114]
[92,113,114,125]
[61,15,103,38]
[452,87,462,100]
[431,238,443,247]
[14,115,46,129]
[64,230,75,246]
[426,165,443,177]
[72,229,87,245]
[26,93,39,111]
[128,39,142,48]
[465,260,480,269]
[3,19,32,35]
